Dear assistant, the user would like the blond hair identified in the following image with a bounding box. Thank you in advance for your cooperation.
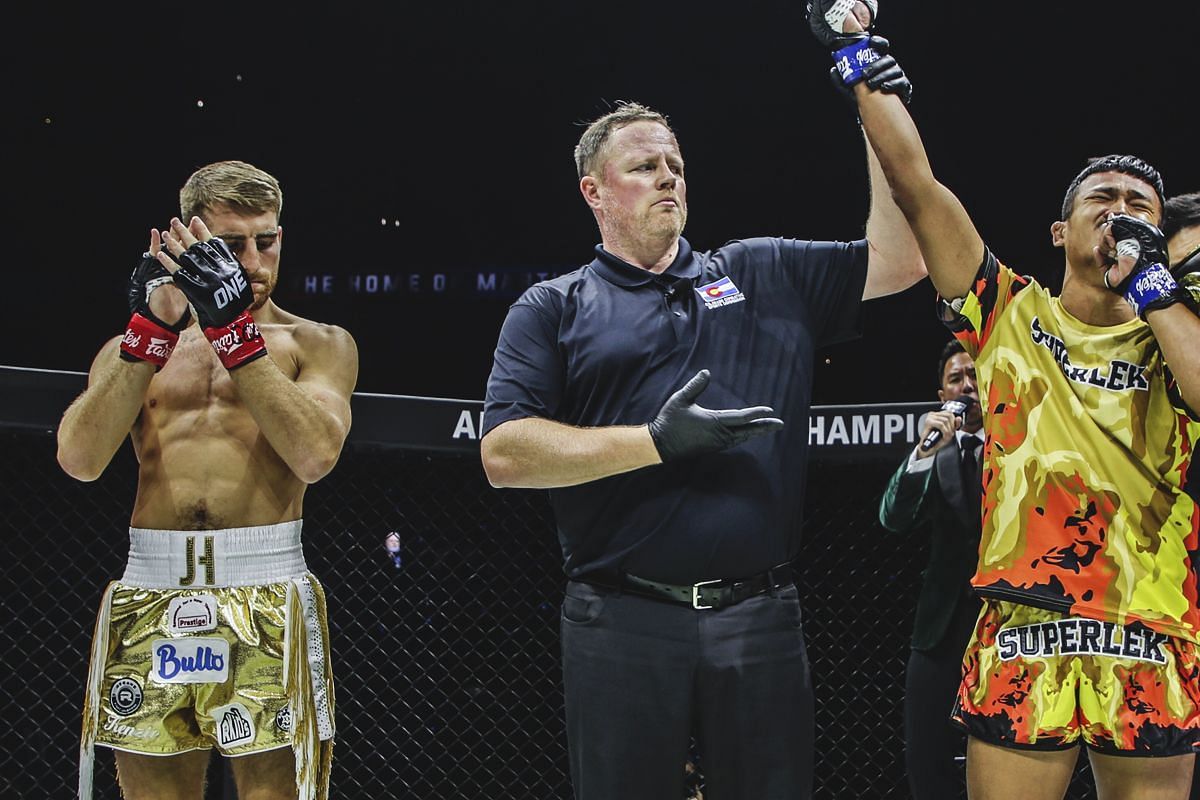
[179,160,282,223]
[574,102,674,179]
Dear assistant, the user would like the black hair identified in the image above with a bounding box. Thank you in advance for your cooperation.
[1060,154,1164,220]
[1163,192,1200,240]
[937,339,966,387]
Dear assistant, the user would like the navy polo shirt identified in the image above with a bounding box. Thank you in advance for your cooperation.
[483,236,869,583]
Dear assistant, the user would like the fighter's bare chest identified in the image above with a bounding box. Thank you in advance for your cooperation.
[144,328,299,412]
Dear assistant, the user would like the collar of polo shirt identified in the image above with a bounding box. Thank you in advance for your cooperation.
[592,238,700,288]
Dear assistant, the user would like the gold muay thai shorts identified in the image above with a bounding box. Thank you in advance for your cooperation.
[78,522,335,800]
[952,600,1200,755]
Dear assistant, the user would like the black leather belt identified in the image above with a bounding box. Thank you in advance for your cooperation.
[580,563,794,610]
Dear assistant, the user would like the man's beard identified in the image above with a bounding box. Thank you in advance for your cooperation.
[646,207,686,240]
[601,198,686,249]
[249,275,276,310]
[626,204,686,242]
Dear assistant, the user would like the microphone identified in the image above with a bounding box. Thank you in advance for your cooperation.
[920,396,977,451]
[661,277,688,299]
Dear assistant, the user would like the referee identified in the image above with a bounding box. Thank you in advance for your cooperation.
[481,55,923,800]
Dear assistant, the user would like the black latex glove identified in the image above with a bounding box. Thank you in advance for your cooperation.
[648,370,784,462]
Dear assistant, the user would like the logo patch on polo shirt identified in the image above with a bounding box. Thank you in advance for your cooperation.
[695,276,745,309]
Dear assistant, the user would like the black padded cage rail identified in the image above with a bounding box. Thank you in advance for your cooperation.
[0,366,1101,798]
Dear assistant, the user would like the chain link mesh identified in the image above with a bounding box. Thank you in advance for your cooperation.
[0,427,1100,798]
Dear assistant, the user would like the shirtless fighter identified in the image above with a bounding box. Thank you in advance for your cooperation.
[57,160,358,800]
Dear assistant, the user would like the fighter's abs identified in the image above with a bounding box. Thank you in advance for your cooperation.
[130,331,304,529]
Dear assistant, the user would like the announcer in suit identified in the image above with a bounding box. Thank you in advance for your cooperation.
[879,339,983,800]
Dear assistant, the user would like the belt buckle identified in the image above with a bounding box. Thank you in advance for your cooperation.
[692,578,722,610]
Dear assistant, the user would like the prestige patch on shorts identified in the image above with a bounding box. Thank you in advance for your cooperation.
[996,618,1169,665]
[167,594,218,633]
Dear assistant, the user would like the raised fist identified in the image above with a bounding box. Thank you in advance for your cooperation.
[808,0,877,48]
[828,35,913,104]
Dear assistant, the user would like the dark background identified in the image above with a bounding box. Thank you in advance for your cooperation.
[8,1,1198,402]
[5,7,1197,796]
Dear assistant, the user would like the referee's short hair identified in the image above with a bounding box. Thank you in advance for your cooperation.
[575,102,675,180]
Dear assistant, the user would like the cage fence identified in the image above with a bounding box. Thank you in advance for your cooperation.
[0,372,1102,799]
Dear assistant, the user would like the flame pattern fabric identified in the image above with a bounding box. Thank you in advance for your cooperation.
[953,601,1200,752]
[944,251,1200,642]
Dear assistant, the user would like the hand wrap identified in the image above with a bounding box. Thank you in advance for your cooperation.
[204,311,268,370]
[120,313,179,368]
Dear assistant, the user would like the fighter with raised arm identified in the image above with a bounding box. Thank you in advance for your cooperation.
[57,161,358,800]
[808,5,1200,798]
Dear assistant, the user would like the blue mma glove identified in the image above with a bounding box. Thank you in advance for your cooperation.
[829,35,913,104]
[1107,214,1185,319]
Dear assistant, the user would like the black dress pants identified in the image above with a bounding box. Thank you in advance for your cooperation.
[904,597,980,800]
[560,579,814,800]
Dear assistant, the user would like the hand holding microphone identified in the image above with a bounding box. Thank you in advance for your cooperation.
[918,396,977,454]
